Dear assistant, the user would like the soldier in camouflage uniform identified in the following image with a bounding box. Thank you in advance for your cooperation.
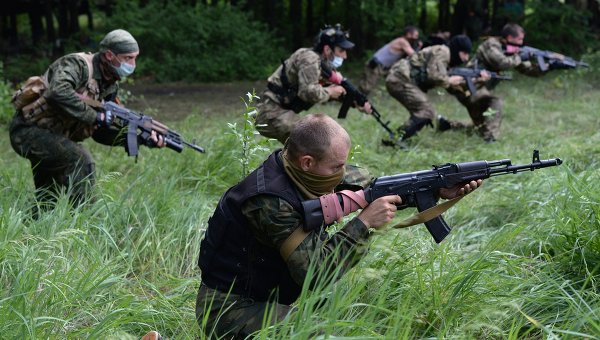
[195,114,482,338]
[440,23,544,142]
[256,24,371,144]
[9,29,162,214]
[385,35,473,144]
[358,26,421,95]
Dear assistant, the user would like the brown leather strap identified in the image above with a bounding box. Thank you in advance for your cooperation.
[280,226,310,262]
[280,189,369,262]
[392,196,464,229]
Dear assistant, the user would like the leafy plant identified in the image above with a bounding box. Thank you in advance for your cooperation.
[0,63,15,124]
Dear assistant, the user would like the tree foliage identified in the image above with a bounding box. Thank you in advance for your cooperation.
[107,1,285,82]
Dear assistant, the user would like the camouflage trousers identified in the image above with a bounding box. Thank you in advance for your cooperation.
[358,60,389,95]
[385,77,436,139]
[196,284,292,339]
[255,97,301,144]
[9,121,95,211]
[444,86,503,141]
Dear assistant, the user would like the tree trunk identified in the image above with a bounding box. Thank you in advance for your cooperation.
[290,0,303,49]
[306,0,314,39]
[322,0,330,25]
[439,0,451,31]
[419,0,427,30]
[68,0,80,35]
[44,0,56,44]
[28,0,45,44]
[57,0,69,39]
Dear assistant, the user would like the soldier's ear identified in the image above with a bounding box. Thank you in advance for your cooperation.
[299,155,315,171]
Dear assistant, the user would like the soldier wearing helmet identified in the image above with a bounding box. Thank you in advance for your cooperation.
[255,24,371,144]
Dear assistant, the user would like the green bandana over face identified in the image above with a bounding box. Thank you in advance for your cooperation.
[282,151,345,199]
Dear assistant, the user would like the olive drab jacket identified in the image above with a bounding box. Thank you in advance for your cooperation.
[264,48,331,108]
[14,53,119,142]
[470,37,541,76]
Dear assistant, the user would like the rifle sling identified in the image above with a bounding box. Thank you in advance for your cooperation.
[280,226,310,262]
[392,196,464,229]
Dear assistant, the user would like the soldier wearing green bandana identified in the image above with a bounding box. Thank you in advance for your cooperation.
[195,114,481,338]
[9,29,162,214]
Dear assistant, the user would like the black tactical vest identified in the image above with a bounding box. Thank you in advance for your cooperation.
[198,151,303,304]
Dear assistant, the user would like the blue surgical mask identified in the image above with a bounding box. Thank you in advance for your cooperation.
[331,56,344,69]
[113,60,135,78]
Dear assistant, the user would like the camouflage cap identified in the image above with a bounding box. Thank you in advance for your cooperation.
[99,29,139,54]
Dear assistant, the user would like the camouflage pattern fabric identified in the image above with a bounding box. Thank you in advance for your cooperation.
[358,61,389,95]
[195,164,373,337]
[9,52,119,209]
[445,86,503,141]
[256,48,331,143]
[196,284,292,339]
[255,97,301,144]
[472,37,543,77]
[9,117,95,211]
[385,45,452,124]
[442,37,542,141]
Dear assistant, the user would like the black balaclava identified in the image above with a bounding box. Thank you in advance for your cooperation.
[448,35,472,67]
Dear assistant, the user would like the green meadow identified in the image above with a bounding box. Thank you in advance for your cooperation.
[1,59,599,339]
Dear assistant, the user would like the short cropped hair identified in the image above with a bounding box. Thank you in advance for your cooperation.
[285,114,349,161]
[501,23,524,39]
[403,25,419,36]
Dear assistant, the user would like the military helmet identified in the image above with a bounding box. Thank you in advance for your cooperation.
[314,24,355,52]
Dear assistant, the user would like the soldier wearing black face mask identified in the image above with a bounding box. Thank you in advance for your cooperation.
[384,35,473,146]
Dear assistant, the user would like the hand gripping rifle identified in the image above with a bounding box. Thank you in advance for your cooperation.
[302,150,562,243]
[448,67,512,95]
[519,46,589,72]
[320,64,396,140]
[103,101,205,158]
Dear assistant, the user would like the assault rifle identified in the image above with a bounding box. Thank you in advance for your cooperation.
[302,150,562,243]
[519,46,589,72]
[448,67,512,95]
[102,101,205,157]
[320,65,396,140]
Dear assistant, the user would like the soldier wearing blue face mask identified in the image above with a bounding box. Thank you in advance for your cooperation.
[256,24,371,144]
[9,29,164,216]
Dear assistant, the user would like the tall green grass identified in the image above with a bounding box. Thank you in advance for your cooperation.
[1,61,599,338]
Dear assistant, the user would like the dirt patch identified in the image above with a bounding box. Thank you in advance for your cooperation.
[122,80,265,122]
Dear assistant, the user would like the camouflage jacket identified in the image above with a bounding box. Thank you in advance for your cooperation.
[241,164,373,286]
[471,37,540,75]
[13,52,119,141]
[387,45,451,90]
[264,48,330,105]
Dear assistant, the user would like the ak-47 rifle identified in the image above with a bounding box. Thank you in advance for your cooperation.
[519,46,589,72]
[101,101,205,158]
[448,67,512,95]
[301,150,562,243]
[320,64,396,140]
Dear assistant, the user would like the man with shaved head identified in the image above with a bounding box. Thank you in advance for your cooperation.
[195,114,480,338]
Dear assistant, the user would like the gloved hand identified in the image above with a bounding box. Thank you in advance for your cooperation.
[327,71,343,85]
[96,110,114,128]
[519,50,530,61]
